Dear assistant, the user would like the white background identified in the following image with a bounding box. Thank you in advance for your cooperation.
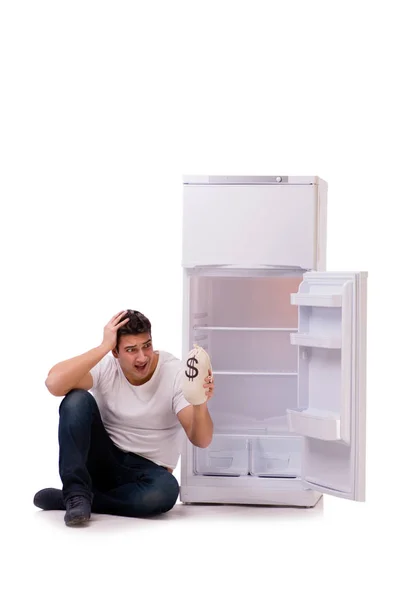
[1,1,399,598]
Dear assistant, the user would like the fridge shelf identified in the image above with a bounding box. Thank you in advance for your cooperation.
[290,333,341,349]
[210,430,299,439]
[291,293,342,307]
[212,371,297,376]
[193,326,298,332]
[287,408,341,441]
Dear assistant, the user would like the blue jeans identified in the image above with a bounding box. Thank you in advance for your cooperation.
[58,389,180,517]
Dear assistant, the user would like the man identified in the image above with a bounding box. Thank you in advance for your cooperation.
[33,310,214,526]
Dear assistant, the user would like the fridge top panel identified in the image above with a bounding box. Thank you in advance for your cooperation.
[182,182,326,270]
[183,175,325,185]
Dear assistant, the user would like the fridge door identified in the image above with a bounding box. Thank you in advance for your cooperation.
[182,176,327,271]
[288,271,367,500]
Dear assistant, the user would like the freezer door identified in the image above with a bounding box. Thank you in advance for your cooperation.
[288,271,367,500]
[182,181,327,270]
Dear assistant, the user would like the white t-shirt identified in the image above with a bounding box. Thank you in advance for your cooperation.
[89,350,190,469]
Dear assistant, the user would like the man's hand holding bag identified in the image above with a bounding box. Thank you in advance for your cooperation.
[182,344,214,405]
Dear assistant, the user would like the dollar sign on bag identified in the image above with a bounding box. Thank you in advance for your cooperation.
[185,357,199,381]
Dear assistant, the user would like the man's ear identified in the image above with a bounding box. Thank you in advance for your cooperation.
[112,347,118,358]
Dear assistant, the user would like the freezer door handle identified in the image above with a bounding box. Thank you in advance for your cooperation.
[183,263,306,271]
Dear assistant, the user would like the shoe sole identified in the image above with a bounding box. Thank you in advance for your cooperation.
[65,515,91,527]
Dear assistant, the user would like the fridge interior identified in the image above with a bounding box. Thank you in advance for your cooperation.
[188,269,305,478]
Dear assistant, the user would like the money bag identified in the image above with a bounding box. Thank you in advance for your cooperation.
[182,344,213,405]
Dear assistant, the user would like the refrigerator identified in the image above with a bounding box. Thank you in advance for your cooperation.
[180,175,367,508]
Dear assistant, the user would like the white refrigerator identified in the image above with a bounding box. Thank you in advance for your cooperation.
[179,175,367,508]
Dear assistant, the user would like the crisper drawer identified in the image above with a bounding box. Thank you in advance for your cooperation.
[250,437,302,477]
[194,435,249,476]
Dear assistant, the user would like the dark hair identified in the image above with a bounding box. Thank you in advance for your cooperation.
[116,310,152,350]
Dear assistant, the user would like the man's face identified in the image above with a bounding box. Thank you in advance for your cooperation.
[112,333,155,381]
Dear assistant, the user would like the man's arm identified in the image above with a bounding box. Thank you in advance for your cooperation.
[177,370,215,447]
[177,404,214,448]
[45,345,108,396]
[45,310,129,397]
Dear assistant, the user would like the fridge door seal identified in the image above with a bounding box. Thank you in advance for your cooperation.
[185,265,307,278]
[288,271,367,501]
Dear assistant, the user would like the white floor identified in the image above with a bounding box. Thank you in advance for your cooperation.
[32,494,325,530]
[3,493,396,600]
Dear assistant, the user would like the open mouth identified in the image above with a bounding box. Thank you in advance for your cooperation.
[136,364,147,372]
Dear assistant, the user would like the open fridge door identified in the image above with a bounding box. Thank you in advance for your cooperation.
[288,271,367,500]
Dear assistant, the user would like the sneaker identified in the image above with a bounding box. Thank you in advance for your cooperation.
[34,488,65,511]
[64,495,91,527]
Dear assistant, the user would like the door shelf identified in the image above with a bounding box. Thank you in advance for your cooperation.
[290,333,342,349]
[291,293,342,307]
[287,408,341,441]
